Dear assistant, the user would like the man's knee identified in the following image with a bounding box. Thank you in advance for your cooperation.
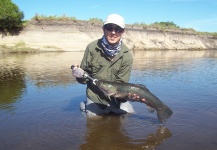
[120,101,135,114]
[80,98,108,116]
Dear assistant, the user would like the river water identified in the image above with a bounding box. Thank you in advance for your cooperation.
[0,50,217,150]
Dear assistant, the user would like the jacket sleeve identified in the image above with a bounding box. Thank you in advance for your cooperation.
[76,45,91,84]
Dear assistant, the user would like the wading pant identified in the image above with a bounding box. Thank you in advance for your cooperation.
[80,98,135,117]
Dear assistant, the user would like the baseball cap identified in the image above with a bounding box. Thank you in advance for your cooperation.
[104,14,125,29]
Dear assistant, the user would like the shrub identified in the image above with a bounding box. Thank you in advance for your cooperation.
[0,0,24,32]
[150,21,180,30]
[32,14,77,21]
[88,18,103,24]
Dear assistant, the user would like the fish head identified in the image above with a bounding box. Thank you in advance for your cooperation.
[96,80,117,96]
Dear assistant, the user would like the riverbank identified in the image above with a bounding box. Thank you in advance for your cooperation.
[1,20,217,53]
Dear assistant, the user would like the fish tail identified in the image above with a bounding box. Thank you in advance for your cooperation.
[157,105,173,123]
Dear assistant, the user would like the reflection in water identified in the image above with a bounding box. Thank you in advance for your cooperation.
[20,52,83,86]
[80,115,172,150]
[131,50,217,58]
[0,68,26,111]
[0,51,217,150]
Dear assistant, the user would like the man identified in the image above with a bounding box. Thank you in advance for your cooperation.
[72,14,135,117]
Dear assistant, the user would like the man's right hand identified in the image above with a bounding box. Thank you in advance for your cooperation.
[71,64,84,78]
[128,93,146,102]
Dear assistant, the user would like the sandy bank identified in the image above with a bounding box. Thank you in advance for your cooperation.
[1,20,217,52]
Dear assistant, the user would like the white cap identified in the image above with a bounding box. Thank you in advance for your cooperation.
[104,14,125,29]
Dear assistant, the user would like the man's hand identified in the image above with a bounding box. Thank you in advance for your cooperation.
[128,93,146,102]
[71,64,84,78]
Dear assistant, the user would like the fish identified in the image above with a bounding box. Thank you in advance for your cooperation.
[95,80,173,123]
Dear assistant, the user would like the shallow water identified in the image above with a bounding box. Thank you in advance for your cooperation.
[0,50,217,150]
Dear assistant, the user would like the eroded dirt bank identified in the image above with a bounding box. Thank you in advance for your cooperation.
[1,20,217,52]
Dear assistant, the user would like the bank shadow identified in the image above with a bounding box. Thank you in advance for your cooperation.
[79,115,172,150]
[0,68,26,111]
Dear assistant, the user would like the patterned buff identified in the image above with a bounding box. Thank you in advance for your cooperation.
[101,36,122,57]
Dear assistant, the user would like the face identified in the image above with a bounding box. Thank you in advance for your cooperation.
[103,23,124,46]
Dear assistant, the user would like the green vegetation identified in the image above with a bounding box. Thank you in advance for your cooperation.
[197,31,217,37]
[14,41,26,48]
[0,0,24,34]
[0,41,39,54]
[211,32,217,36]
[32,14,77,21]
[0,67,26,110]
[132,21,217,36]
[0,1,216,38]
[131,22,148,29]
[88,18,103,24]
[151,21,180,29]
[132,21,194,31]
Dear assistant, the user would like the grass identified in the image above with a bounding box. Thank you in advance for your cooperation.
[23,14,217,37]
[14,41,26,48]
[32,14,77,21]
[0,41,40,54]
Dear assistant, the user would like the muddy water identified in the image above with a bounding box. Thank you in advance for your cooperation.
[0,50,217,150]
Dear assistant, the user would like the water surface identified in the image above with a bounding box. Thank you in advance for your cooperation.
[0,50,217,150]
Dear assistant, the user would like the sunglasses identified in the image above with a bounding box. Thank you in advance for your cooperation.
[104,24,124,33]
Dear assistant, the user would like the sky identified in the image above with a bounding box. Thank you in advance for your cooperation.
[12,0,217,33]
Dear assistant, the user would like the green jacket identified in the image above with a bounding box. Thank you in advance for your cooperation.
[77,39,133,108]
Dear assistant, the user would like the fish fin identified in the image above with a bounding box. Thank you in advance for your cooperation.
[107,95,112,101]
[107,92,116,101]
[156,105,173,123]
[147,106,155,113]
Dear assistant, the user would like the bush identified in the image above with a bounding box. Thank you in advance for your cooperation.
[88,18,103,24]
[150,21,180,30]
[32,14,77,21]
[0,0,24,32]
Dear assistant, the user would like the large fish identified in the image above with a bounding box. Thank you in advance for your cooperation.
[95,80,173,123]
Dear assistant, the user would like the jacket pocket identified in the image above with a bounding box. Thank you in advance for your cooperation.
[90,63,105,76]
[111,67,119,80]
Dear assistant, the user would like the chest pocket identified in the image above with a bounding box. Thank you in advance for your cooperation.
[89,63,106,77]
[111,67,119,76]
[89,56,122,79]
